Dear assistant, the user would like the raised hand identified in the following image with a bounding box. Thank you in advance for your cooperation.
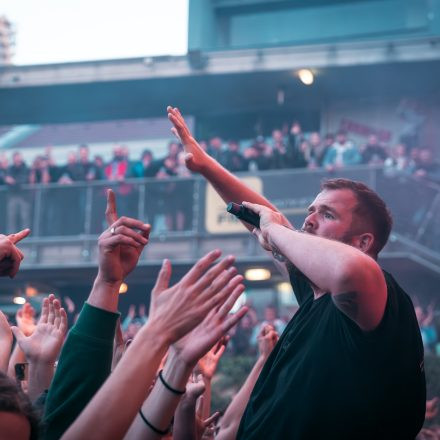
[169,269,247,367]
[12,294,67,364]
[242,201,291,252]
[167,106,208,173]
[0,310,13,372]
[0,228,30,278]
[197,337,228,380]
[257,324,279,360]
[173,374,220,440]
[149,250,247,346]
[98,189,151,284]
[16,302,36,337]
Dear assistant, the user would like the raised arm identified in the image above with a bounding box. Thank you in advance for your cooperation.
[167,106,292,281]
[63,251,247,440]
[216,325,279,440]
[0,311,12,373]
[244,202,387,331]
[43,189,151,440]
[124,257,246,439]
[11,294,67,401]
[0,228,30,279]
[8,302,36,379]
[167,107,288,230]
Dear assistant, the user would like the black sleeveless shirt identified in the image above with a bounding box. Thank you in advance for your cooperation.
[237,270,426,439]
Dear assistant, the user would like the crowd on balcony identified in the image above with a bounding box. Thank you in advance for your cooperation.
[0,121,439,190]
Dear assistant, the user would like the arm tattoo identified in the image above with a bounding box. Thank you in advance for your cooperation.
[332,291,359,320]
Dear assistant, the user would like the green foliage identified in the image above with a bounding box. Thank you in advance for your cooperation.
[211,354,255,412]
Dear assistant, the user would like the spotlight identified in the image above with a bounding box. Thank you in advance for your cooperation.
[119,283,128,294]
[13,297,26,305]
[297,69,314,85]
[244,268,271,281]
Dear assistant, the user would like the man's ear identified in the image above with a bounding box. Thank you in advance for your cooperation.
[353,233,375,254]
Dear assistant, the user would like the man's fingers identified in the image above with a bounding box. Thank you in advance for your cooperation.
[59,308,68,335]
[53,298,61,328]
[110,217,150,235]
[39,297,50,324]
[217,279,245,317]
[252,228,272,252]
[105,189,118,226]
[204,412,221,428]
[179,249,222,286]
[108,225,148,246]
[192,255,235,293]
[242,201,263,215]
[213,344,226,360]
[47,295,55,324]
[103,235,144,249]
[152,259,172,294]
[10,326,25,343]
[220,306,248,335]
[8,229,30,245]
[171,127,182,142]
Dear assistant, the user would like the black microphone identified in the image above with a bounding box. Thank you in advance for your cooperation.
[226,202,260,228]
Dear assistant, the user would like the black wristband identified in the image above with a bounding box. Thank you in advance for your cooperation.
[158,369,186,395]
[138,409,170,435]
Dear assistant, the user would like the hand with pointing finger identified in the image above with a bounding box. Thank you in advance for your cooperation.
[0,228,30,278]
[98,189,151,285]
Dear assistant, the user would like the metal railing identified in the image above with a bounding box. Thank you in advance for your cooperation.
[1,166,438,267]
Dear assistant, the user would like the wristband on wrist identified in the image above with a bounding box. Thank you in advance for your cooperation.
[158,369,186,395]
[138,409,171,435]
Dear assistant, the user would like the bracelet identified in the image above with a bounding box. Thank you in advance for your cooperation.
[158,369,186,395]
[138,409,170,435]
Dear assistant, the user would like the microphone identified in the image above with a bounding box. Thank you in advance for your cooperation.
[226,202,260,228]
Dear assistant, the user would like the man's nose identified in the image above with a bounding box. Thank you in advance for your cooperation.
[303,214,317,232]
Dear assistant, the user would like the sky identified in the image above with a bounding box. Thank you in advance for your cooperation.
[1,0,189,65]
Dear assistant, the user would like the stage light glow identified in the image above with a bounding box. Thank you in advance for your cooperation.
[297,69,314,85]
[13,297,26,305]
[245,268,271,281]
[277,282,293,294]
[119,283,128,294]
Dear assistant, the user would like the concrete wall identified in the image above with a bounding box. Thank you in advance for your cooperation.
[189,0,440,51]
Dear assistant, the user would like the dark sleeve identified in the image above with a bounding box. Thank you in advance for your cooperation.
[43,303,119,440]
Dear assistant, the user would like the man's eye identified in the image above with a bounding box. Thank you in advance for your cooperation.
[324,212,334,219]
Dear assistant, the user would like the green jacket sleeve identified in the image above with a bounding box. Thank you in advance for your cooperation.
[43,303,119,440]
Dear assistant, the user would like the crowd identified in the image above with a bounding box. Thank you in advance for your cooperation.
[0,122,439,190]
[0,111,439,439]
[0,190,283,439]
[0,197,439,438]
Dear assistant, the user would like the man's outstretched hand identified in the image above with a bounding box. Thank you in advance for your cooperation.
[12,294,67,365]
[98,189,151,284]
[167,106,208,173]
[0,228,30,278]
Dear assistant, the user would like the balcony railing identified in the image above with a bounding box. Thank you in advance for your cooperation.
[1,166,439,268]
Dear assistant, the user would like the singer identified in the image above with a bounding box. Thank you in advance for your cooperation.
[167,106,426,439]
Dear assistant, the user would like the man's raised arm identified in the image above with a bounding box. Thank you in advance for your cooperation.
[167,106,290,232]
[244,202,387,332]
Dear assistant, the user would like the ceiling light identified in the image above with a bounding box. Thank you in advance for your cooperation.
[119,283,128,294]
[277,282,293,294]
[297,69,314,85]
[13,297,26,305]
[244,268,271,281]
